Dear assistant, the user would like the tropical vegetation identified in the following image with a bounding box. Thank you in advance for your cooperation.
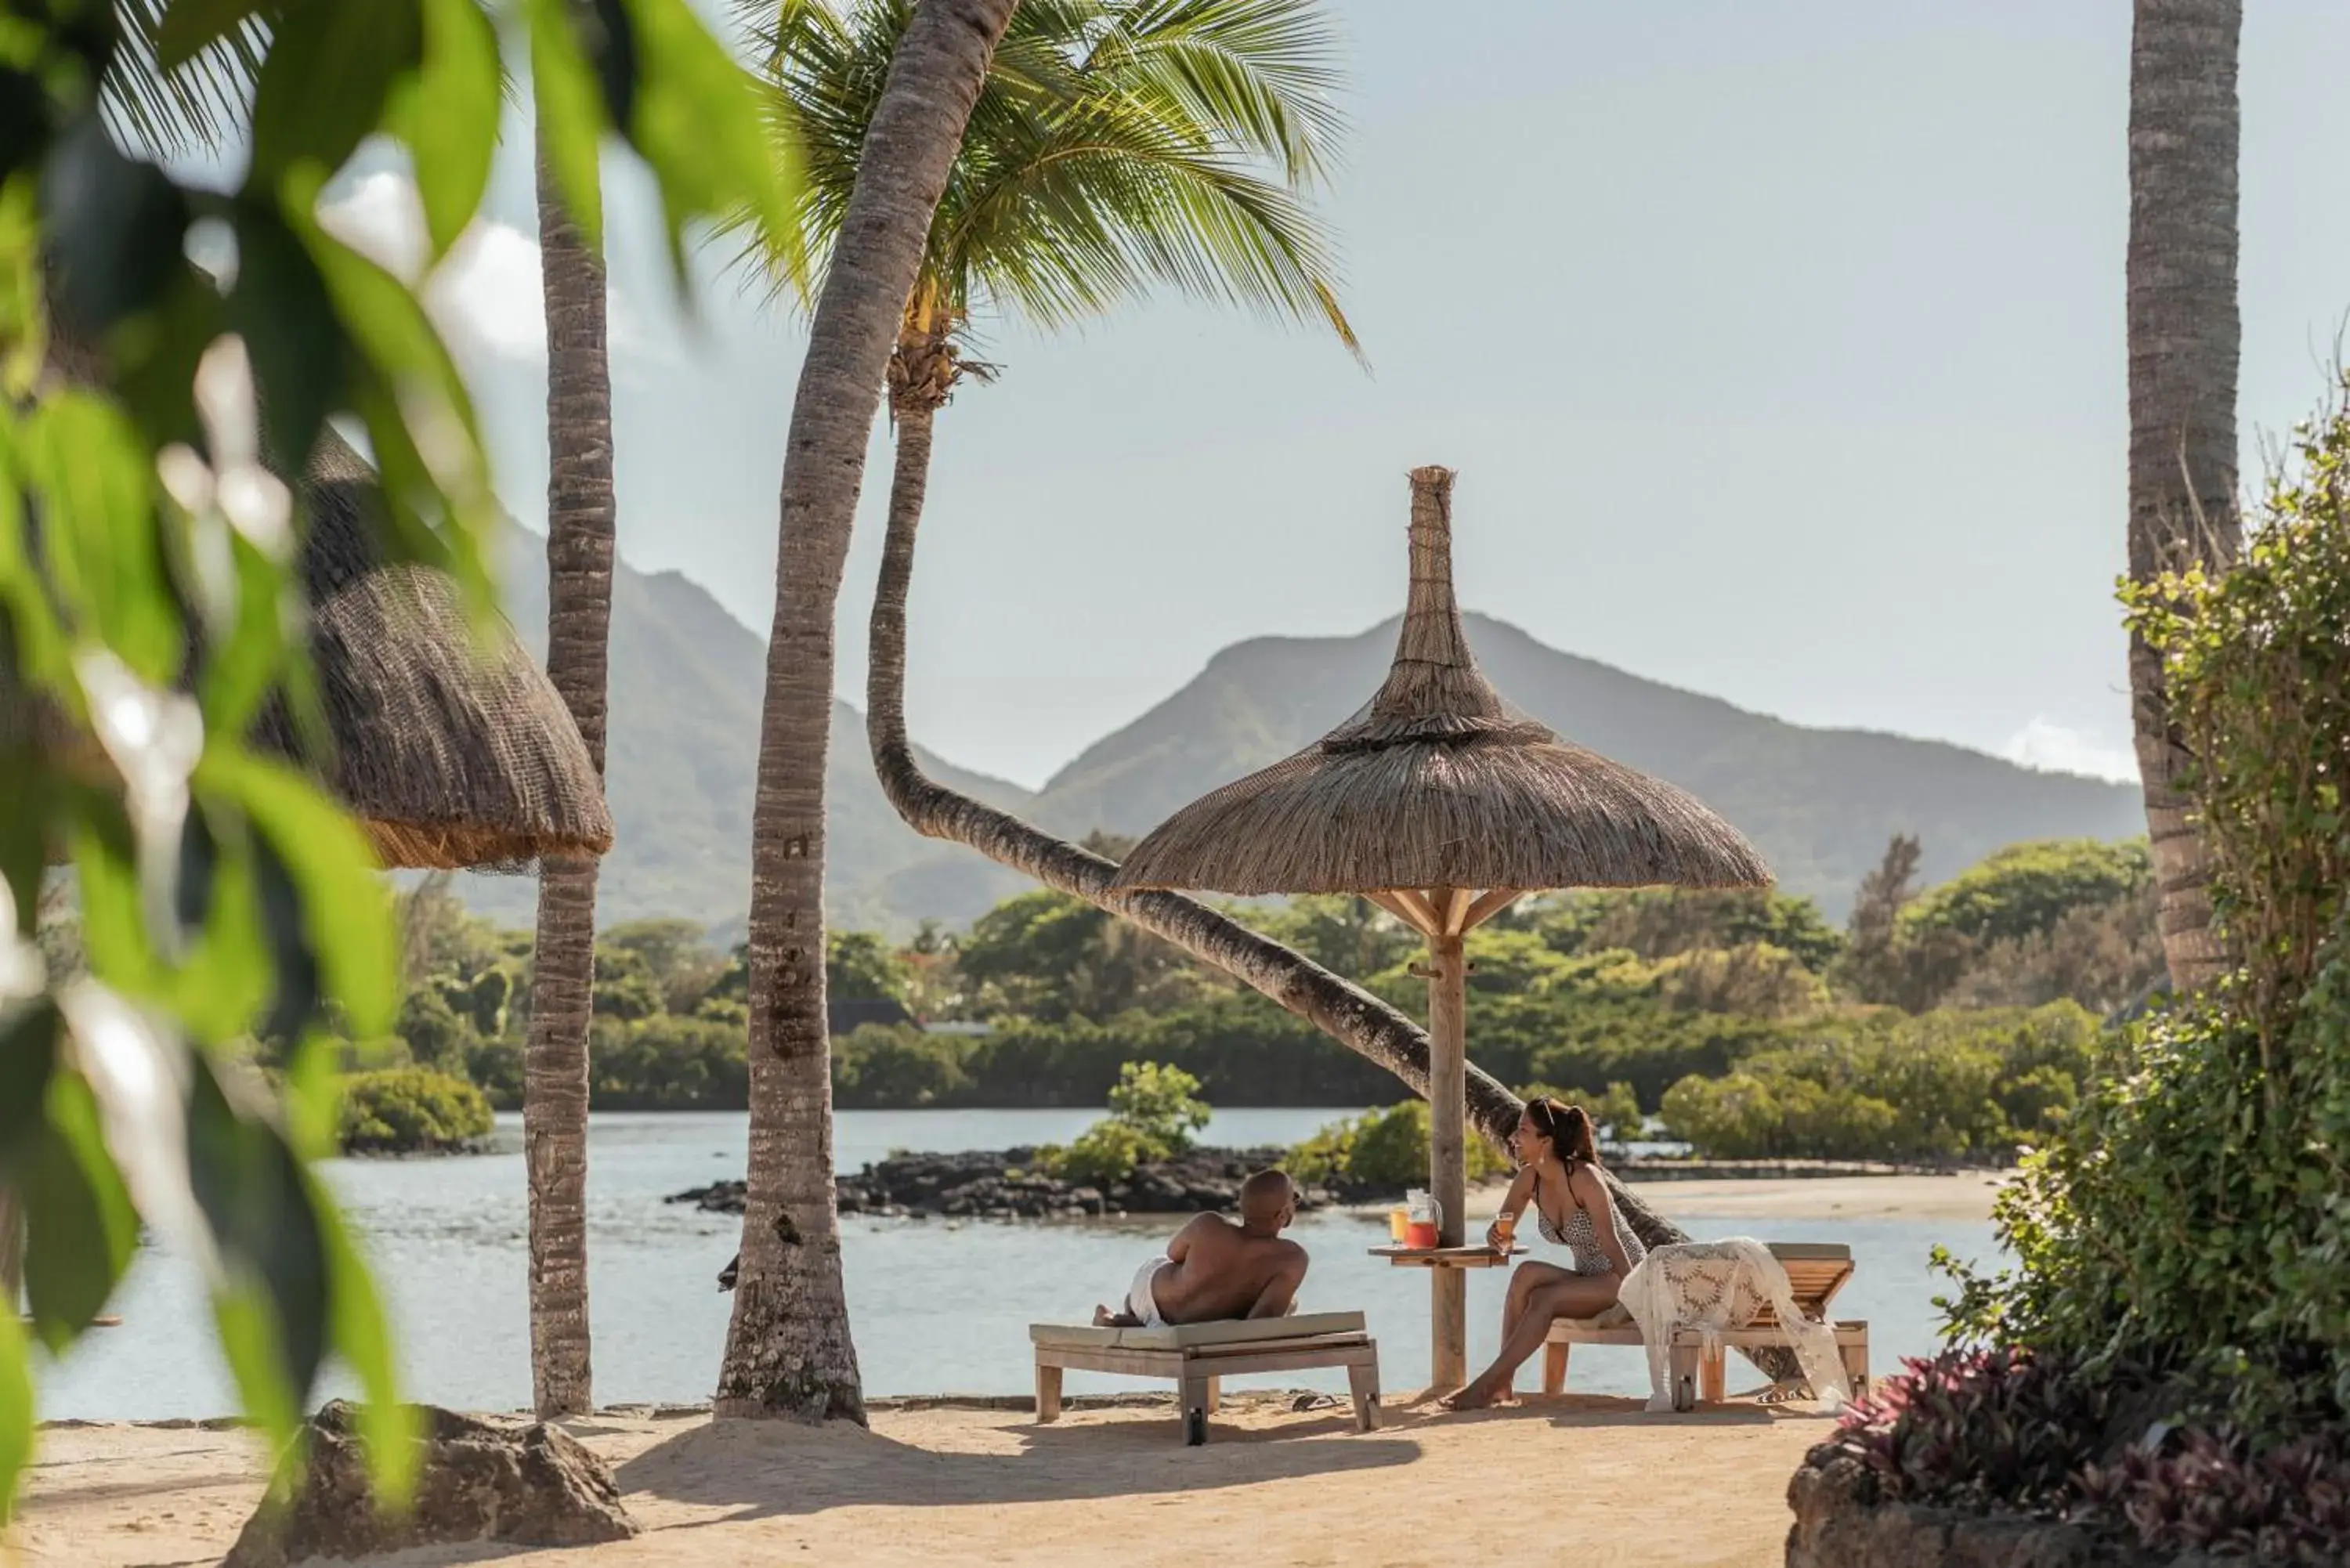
[1846,373,2350,1563]
[0,0,790,1518]
[338,1068,494,1154]
[146,832,2162,1171]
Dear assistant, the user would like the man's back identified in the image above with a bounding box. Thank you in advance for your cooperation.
[1152,1212,1307,1324]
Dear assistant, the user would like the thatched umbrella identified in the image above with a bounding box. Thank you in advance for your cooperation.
[7,427,613,872]
[281,430,613,869]
[1111,465,1770,1387]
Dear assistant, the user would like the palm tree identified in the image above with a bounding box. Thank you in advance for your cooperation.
[713,0,1019,1422]
[86,1,618,1418]
[763,0,1734,1332]
[2126,0,2241,995]
[522,139,614,1418]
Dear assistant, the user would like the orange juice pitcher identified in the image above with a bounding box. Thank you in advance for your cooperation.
[1404,1189,1441,1250]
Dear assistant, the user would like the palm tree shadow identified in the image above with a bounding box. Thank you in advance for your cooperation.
[610,1411,1421,1524]
[1374,1390,1801,1432]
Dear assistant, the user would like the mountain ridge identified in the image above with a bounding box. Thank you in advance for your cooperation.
[456,526,2143,934]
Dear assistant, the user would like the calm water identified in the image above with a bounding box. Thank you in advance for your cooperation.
[37,1111,1991,1418]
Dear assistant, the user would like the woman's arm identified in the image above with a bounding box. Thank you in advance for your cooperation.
[1570,1164,1636,1277]
[1485,1165,1536,1249]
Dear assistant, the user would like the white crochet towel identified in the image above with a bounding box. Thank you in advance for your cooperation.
[1614,1237,1851,1414]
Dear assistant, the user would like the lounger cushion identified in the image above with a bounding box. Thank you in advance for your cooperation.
[1552,1304,1634,1332]
[1765,1242,1851,1261]
[1030,1311,1366,1352]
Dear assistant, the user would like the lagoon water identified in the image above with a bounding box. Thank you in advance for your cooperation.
[39,1110,1991,1419]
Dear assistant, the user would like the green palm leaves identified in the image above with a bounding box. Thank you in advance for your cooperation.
[732,0,1358,355]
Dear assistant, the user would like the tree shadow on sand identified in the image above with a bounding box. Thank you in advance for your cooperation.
[1379,1389,1808,1431]
[607,1408,1423,1525]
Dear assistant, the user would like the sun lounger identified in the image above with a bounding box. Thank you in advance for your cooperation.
[1029,1312,1381,1446]
[1540,1241,1868,1410]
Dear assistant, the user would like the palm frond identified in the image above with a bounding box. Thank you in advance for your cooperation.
[1086,0,1347,187]
[724,0,1357,359]
[101,0,267,159]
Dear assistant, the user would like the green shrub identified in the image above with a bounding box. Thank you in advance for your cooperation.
[1040,1121,1165,1187]
[833,1024,973,1108]
[1036,1060,1213,1187]
[589,1016,750,1110]
[1661,1071,1900,1160]
[1899,838,2152,948]
[1104,1060,1209,1151]
[338,1068,494,1154]
[1940,380,2350,1439]
[1657,1003,2096,1160]
[1290,1100,1512,1193]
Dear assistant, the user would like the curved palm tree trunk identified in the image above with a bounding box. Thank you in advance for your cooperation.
[865,425,1802,1385]
[523,145,614,1418]
[868,420,1689,1248]
[714,0,1018,1423]
[2127,0,2241,995]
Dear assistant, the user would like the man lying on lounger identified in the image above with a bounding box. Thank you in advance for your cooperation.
[1095,1169,1308,1328]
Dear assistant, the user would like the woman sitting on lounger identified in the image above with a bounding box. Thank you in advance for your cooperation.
[1444,1097,1647,1411]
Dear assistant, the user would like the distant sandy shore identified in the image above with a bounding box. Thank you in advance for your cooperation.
[16,1393,1831,1567]
[1449,1169,2014,1225]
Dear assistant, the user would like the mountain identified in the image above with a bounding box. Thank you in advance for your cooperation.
[460,529,2143,933]
[448,522,1033,932]
[1018,616,2145,920]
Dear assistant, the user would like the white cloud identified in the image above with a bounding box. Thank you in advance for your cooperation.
[2003,717,2138,783]
[316,170,641,364]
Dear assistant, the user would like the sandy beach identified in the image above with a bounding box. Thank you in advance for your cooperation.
[15,1392,1831,1568]
[9,1172,1988,1566]
[1453,1169,2015,1224]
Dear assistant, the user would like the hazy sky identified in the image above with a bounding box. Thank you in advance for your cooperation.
[321,0,2350,792]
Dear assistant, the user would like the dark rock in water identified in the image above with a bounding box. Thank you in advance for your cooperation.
[668,1144,1340,1225]
[683,1143,1350,1292]
[221,1401,637,1568]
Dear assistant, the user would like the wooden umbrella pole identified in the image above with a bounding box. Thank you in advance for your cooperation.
[1427,927,1468,1389]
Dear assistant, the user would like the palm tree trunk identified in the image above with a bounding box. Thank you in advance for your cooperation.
[523,143,616,1419]
[714,0,1018,1423]
[2127,0,2241,995]
[864,421,1803,1386]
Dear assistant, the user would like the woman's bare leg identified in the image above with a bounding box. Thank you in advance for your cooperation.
[1446,1276,1622,1412]
[1496,1263,1570,1395]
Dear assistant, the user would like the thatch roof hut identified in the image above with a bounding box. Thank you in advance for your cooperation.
[1113,466,1769,898]
[1110,464,1769,1389]
[280,430,613,869]
[7,426,613,871]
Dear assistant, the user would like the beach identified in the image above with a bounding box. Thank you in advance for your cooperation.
[17,1393,1831,1568]
[11,1168,2001,1566]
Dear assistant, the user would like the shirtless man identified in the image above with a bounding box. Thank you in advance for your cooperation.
[1094,1169,1308,1327]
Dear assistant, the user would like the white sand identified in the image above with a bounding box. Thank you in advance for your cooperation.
[1453,1170,2014,1224]
[14,1393,1830,1567]
[11,1172,1988,1566]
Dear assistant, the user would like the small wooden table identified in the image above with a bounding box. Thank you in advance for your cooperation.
[1370,1245,1520,1387]
[1029,1312,1381,1446]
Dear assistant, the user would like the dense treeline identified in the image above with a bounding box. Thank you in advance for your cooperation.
[274,832,2162,1162]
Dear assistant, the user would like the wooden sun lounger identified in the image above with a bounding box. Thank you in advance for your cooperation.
[1541,1241,1869,1411]
[1029,1312,1381,1446]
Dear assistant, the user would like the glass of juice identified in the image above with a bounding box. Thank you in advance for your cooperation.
[1388,1206,1409,1244]
[1490,1210,1518,1256]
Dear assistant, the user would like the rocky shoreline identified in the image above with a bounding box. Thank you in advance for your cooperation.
[665,1147,1965,1224]
[667,1145,1358,1222]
